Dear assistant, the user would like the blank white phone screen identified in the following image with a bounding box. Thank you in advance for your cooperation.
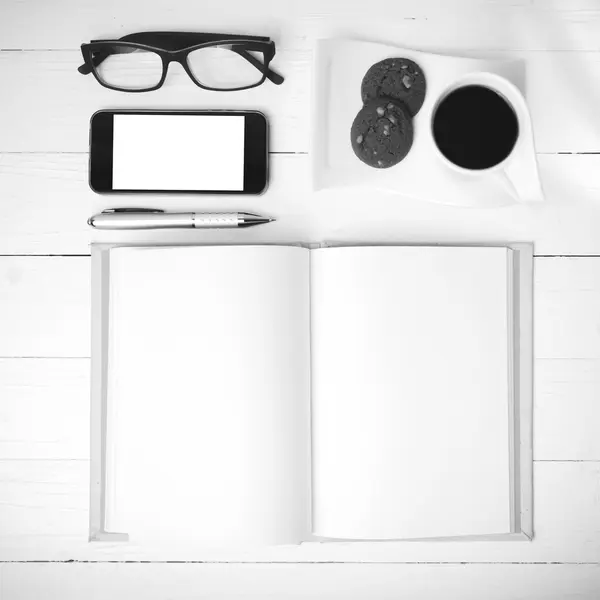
[112,114,245,191]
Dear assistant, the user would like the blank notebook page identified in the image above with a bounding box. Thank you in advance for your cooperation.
[105,246,311,546]
[311,246,513,539]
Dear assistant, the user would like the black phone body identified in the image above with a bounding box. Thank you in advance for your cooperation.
[89,109,268,194]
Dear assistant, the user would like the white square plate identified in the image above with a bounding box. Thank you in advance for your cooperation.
[311,40,543,207]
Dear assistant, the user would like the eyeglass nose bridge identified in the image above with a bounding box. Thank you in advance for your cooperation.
[162,50,182,64]
[160,51,189,81]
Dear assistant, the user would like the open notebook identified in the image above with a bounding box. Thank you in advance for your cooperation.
[91,244,532,545]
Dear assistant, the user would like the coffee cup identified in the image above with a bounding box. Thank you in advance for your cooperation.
[431,72,539,203]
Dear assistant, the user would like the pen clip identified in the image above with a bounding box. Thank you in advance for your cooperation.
[102,208,165,214]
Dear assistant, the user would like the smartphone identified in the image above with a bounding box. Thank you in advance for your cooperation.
[89,110,268,194]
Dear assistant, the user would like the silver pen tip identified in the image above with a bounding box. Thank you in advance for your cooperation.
[238,214,275,228]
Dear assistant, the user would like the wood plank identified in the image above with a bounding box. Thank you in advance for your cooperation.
[535,258,600,359]
[0,153,90,255]
[0,50,599,153]
[0,460,600,563]
[0,462,600,563]
[0,256,598,462]
[1,0,599,584]
[0,359,89,460]
[0,354,597,466]
[0,460,88,545]
[0,257,599,560]
[0,258,90,358]
[1,255,599,462]
[0,354,597,469]
[2,0,600,52]
[519,51,600,153]
[4,154,600,256]
[2,253,600,360]
[535,359,600,461]
[0,153,319,255]
[3,563,600,600]
[0,253,597,558]
[0,50,309,154]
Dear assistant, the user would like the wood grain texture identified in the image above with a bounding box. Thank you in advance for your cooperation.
[0,258,90,358]
[535,258,600,359]
[2,255,600,358]
[0,356,598,466]
[1,356,598,468]
[0,460,88,542]
[0,50,309,154]
[0,357,597,463]
[0,153,90,255]
[3,563,600,600]
[1,463,600,562]
[2,0,600,52]
[0,49,599,153]
[0,359,89,460]
[0,257,599,560]
[2,154,600,256]
[535,359,600,461]
[2,0,600,581]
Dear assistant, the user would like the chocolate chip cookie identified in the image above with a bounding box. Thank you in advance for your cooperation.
[361,58,426,117]
[351,99,413,168]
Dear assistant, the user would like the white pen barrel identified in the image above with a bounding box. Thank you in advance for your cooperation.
[193,213,240,228]
[90,212,194,230]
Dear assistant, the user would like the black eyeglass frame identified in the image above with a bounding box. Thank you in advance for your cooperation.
[78,31,284,92]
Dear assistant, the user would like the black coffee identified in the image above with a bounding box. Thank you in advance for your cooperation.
[432,85,519,170]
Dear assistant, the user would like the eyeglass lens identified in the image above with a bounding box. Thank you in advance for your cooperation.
[186,44,267,89]
[91,45,163,90]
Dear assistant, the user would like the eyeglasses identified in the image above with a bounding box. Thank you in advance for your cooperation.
[78,31,284,92]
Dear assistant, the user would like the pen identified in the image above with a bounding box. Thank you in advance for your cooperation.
[87,209,275,230]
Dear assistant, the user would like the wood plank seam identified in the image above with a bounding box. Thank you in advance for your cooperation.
[0,461,594,465]
[1,560,599,565]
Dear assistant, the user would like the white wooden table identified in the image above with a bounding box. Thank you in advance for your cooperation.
[1,1,600,598]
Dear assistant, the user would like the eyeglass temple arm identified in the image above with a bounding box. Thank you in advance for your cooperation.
[78,45,284,85]
[232,48,284,85]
